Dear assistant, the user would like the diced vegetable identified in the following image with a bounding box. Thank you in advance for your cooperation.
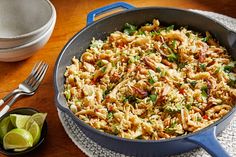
[65,91,71,100]
[149,94,157,103]
[166,25,174,32]
[128,56,140,64]
[123,23,137,35]
[167,53,178,62]
[172,40,177,49]
[201,86,208,98]
[214,67,221,74]
[189,81,197,88]
[185,104,192,110]
[101,67,107,73]
[224,65,234,73]
[164,104,182,113]
[156,67,161,72]
[178,63,187,69]
[124,95,137,105]
[107,112,113,119]
[199,64,206,71]
[148,71,156,84]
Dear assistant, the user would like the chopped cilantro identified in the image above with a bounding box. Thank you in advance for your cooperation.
[148,71,156,84]
[65,92,71,100]
[149,94,157,103]
[214,67,221,74]
[107,112,113,119]
[164,127,176,133]
[135,135,143,139]
[167,53,178,62]
[202,36,210,42]
[185,104,192,110]
[101,66,107,73]
[124,95,137,104]
[156,67,161,72]
[123,23,137,35]
[150,31,159,36]
[189,81,197,88]
[201,86,208,98]
[227,78,236,88]
[137,30,145,35]
[146,49,155,55]
[128,56,140,64]
[164,104,182,113]
[96,60,103,67]
[224,65,234,73]
[197,116,202,122]
[199,64,206,71]
[178,62,187,69]
[172,40,177,49]
[160,70,166,77]
[166,25,174,32]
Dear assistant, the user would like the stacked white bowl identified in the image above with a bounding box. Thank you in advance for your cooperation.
[0,0,56,62]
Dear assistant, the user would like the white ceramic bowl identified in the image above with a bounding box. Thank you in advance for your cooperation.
[0,13,56,62]
[0,0,55,49]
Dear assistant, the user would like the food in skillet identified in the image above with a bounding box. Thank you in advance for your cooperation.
[64,19,236,140]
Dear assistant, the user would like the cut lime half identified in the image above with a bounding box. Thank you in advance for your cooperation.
[10,114,30,129]
[3,128,33,150]
[25,113,47,130]
[0,116,14,141]
[27,121,41,145]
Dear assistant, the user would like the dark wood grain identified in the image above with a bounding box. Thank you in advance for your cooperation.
[0,0,235,156]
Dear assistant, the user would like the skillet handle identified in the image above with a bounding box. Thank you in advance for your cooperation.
[87,2,135,25]
[186,126,230,157]
[229,31,236,57]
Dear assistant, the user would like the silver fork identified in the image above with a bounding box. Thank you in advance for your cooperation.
[0,61,48,117]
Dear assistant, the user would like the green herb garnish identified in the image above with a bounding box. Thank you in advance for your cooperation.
[148,71,156,84]
[172,40,177,49]
[107,112,113,119]
[167,53,178,62]
[224,65,234,73]
[199,64,206,71]
[214,67,221,74]
[178,62,187,69]
[202,36,210,42]
[156,67,161,72]
[149,94,157,103]
[189,81,197,88]
[101,66,107,73]
[123,23,137,35]
[201,86,208,98]
[166,25,174,32]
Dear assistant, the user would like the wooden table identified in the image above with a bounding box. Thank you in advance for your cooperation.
[0,0,235,156]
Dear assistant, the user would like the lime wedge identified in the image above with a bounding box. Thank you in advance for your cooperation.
[27,121,41,145]
[25,113,47,130]
[10,114,30,129]
[0,116,14,141]
[3,128,33,150]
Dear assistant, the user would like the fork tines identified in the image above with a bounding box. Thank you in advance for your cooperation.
[24,61,49,90]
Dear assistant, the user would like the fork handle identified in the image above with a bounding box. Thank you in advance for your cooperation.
[0,99,4,106]
[0,105,10,118]
[0,89,22,106]
[0,93,22,117]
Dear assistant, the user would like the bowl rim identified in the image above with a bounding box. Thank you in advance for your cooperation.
[0,107,47,156]
[54,6,236,144]
[0,0,56,40]
[0,14,56,54]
